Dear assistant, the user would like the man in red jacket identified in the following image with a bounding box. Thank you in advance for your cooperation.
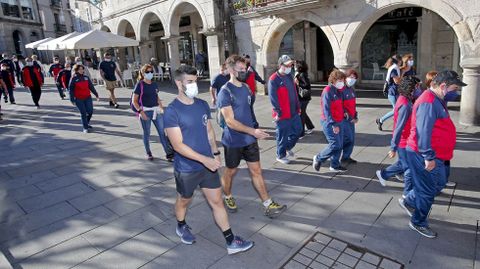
[21,57,44,108]
[399,70,466,238]
[49,57,65,99]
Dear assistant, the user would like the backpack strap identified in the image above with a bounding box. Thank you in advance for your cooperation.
[139,81,144,109]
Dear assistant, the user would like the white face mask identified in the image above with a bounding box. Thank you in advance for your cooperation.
[76,61,82,65]
[335,81,345,89]
[26,62,33,66]
[346,78,357,87]
[144,73,154,80]
[105,58,111,62]
[184,82,198,99]
[1,67,7,70]
[283,66,292,75]
[407,60,414,67]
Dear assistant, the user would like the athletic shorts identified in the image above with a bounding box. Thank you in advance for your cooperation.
[174,168,221,198]
[223,141,260,168]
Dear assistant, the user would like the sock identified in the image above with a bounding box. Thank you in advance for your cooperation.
[262,198,272,208]
[177,219,186,228]
[225,194,232,199]
[223,228,234,245]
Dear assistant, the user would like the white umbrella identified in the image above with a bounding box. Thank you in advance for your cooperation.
[37,32,82,51]
[25,37,54,49]
[62,29,139,49]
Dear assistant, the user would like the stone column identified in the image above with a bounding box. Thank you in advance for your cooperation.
[162,35,181,74]
[417,9,433,78]
[305,24,318,81]
[203,30,222,80]
[138,40,154,64]
[459,62,480,126]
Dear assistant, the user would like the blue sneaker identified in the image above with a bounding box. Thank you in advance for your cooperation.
[176,224,196,245]
[227,236,254,255]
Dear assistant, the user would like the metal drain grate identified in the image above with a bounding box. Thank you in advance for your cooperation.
[281,232,404,269]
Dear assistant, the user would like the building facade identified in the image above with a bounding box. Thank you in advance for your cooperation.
[0,0,75,60]
[66,0,480,125]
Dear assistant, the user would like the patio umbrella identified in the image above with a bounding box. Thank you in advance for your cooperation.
[25,37,54,49]
[62,29,139,49]
[37,32,82,51]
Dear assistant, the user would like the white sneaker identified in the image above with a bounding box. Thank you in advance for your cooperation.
[286,150,295,159]
[395,174,404,182]
[375,170,387,187]
[276,156,290,164]
[82,129,89,133]
[445,181,456,187]
[305,128,314,135]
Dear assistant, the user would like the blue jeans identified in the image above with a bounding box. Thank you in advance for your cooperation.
[140,110,173,157]
[56,83,65,98]
[316,120,343,168]
[75,97,93,129]
[380,94,397,123]
[2,87,15,103]
[341,119,355,160]
[404,149,446,227]
[275,114,302,158]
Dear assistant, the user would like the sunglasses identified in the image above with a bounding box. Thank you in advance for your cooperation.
[145,71,153,74]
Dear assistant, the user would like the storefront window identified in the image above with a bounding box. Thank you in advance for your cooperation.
[179,32,193,65]
[1,0,20,18]
[361,7,421,80]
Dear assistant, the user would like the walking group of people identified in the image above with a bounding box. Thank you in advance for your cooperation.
[1,49,466,252]
[0,52,123,132]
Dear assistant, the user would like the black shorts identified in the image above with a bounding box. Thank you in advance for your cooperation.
[174,168,221,198]
[223,142,260,168]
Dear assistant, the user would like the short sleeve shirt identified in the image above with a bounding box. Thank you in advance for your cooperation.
[388,68,399,96]
[134,81,159,107]
[163,98,213,173]
[217,82,256,148]
[210,74,230,95]
[99,61,117,81]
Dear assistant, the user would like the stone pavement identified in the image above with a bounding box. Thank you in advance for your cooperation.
[0,78,479,269]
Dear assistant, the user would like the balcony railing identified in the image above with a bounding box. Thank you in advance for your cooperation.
[54,23,67,35]
[232,0,287,15]
[51,0,62,8]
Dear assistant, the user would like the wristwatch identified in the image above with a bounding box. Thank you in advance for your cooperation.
[213,151,221,156]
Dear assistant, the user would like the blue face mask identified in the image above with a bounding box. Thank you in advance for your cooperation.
[444,90,459,102]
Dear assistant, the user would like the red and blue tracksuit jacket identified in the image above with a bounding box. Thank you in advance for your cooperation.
[56,69,72,89]
[49,63,64,80]
[21,66,44,88]
[1,70,15,88]
[268,72,300,120]
[320,85,344,125]
[407,90,456,161]
[340,86,357,120]
[391,95,412,151]
[245,66,265,96]
[69,74,98,102]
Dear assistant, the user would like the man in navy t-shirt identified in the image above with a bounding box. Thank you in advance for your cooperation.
[164,65,253,254]
[218,55,286,218]
[209,63,230,107]
[99,53,122,108]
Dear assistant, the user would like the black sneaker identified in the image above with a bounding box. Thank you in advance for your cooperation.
[398,198,415,217]
[114,103,120,109]
[329,166,347,172]
[342,158,357,164]
[409,222,437,238]
[313,155,321,171]
[375,118,383,131]
[109,101,114,107]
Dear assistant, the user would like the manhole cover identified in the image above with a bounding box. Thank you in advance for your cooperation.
[281,232,404,269]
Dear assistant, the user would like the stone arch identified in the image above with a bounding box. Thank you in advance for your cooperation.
[166,0,209,37]
[261,12,339,75]
[100,25,111,32]
[138,11,167,41]
[344,0,473,66]
[116,19,137,38]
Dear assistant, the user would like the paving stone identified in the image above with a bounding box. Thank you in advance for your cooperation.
[300,248,318,260]
[337,253,359,267]
[315,254,335,267]
[293,253,313,266]
[284,260,307,269]
[328,239,348,252]
[331,261,352,269]
[3,185,43,201]
[361,253,381,266]
[321,246,341,260]
[0,252,12,269]
[74,229,175,269]
[305,241,326,253]
[345,247,363,258]
[0,202,79,243]
[17,183,93,213]
[379,258,402,269]
[355,260,377,269]
[309,261,329,269]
